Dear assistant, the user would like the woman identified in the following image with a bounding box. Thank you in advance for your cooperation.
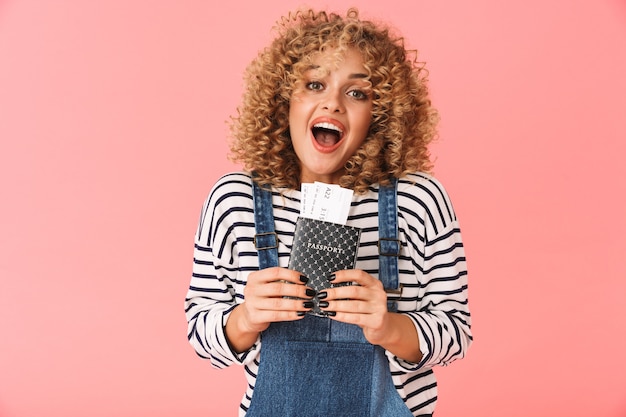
[185,8,472,416]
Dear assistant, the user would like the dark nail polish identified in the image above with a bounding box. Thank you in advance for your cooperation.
[299,275,309,283]
[317,291,327,300]
[325,311,337,317]
[328,274,336,282]
[305,288,317,297]
[303,301,314,309]
[318,301,329,308]
[297,311,306,317]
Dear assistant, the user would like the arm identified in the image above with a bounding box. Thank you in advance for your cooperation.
[224,267,315,353]
[184,188,247,368]
[320,175,472,367]
[404,220,472,368]
[185,174,271,367]
[400,175,472,368]
[185,174,316,363]
[318,270,424,363]
[371,312,423,363]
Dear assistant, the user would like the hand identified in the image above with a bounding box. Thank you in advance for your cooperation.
[239,267,315,333]
[319,270,422,363]
[225,267,315,353]
[318,270,390,345]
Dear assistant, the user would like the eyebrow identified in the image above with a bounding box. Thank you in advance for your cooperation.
[305,65,368,79]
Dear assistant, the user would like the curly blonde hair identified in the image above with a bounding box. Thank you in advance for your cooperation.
[229,8,439,194]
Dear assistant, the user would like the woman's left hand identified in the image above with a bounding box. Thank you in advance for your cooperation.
[318,270,390,345]
[320,270,423,363]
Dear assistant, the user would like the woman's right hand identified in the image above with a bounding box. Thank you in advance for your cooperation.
[225,267,314,352]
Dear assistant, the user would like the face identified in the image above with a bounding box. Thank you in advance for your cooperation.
[289,48,373,185]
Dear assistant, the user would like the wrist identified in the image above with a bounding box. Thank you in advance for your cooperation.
[225,304,262,353]
[374,313,422,363]
[231,303,261,335]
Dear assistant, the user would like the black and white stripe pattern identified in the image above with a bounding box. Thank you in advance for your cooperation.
[185,171,472,416]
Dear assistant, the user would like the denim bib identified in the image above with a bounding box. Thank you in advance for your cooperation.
[247,180,412,417]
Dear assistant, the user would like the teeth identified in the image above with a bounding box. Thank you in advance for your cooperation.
[313,122,342,133]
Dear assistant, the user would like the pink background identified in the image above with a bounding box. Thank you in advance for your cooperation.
[1,0,625,416]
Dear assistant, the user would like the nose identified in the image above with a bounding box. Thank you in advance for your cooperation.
[321,90,345,113]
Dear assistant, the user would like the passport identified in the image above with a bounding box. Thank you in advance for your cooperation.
[288,217,361,316]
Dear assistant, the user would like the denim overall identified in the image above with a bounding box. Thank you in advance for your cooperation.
[247,180,413,417]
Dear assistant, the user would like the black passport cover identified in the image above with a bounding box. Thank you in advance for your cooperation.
[288,217,361,316]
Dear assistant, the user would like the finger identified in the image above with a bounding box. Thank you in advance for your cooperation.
[319,284,370,302]
[320,298,374,315]
[251,267,307,285]
[330,269,380,287]
[322,310,371,328]
[248,309,308,324]
[252,280,316,299]
[254,297,316,313]
[283,284,317,299]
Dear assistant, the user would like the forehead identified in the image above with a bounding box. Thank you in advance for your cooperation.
[302,48,367,75]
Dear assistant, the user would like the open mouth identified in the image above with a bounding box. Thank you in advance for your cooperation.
[312,122,343,147]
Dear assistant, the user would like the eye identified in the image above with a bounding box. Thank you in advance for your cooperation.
[347,89,370,101]
[306,81,324,91]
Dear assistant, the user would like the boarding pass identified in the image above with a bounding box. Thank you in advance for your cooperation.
[300,182,353,225]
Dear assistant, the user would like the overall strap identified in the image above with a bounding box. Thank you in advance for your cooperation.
[252,180,279,269]
[252,178,400,308]
[378,178,401,310]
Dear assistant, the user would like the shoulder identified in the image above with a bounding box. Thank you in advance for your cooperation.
[199,172,254,225]
[211,171,254,195]
[196,172,256,243]
[397,173,453,203]
[396,172,458,228]
[205,172,254,207]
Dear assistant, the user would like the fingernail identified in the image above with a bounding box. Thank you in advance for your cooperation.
[300,275,309,283]
[317,291,327,300]
[318,301,329,308]
[328,274,336,282]
[297,311,306,317]
[305,288,316,297]
[325,311,337,317]
[303,301,314,309]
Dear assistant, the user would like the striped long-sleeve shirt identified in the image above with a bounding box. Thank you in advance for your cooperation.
[185,171,472,416]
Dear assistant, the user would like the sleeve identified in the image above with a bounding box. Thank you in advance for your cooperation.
[387,176,473,371]
[184,175,261,368]
[406,220,472,369]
